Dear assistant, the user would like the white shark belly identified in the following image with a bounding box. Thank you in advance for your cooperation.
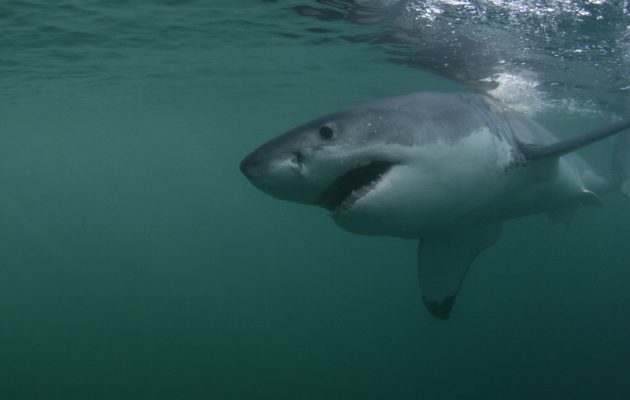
[333,127,588,238]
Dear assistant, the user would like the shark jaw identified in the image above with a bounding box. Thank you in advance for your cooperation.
[315,161,393,216]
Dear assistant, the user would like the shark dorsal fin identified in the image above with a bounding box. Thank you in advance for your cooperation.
[520,119,630,162]
[418,223,502,319]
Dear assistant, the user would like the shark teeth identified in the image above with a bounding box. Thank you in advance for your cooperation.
[335,178,380,214]
[316,161,393,214]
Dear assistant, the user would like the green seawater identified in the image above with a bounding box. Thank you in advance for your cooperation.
[1,1,629,399]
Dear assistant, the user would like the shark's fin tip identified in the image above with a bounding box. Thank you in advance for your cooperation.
[417,223,501,319]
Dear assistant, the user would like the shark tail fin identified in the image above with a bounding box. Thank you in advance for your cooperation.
[613,131,630,199]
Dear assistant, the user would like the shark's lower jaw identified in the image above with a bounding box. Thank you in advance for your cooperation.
[316,161,393,215]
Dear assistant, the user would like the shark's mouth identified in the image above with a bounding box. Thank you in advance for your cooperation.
[316,161,393,214]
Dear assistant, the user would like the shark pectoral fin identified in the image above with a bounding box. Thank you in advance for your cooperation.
[418,223,502,319]
[521,119,630,161]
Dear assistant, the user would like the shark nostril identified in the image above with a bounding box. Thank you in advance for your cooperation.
[293,151,305,166]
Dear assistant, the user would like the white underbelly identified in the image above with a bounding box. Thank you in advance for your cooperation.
[333,129,587,238]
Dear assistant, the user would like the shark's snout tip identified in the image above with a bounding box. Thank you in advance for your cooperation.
[239,157,249,176]
[239,154,257,179]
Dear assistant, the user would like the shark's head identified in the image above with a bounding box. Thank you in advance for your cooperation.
[240,93,504,237]
[240,107,402,204]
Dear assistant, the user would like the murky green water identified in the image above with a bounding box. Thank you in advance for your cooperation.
[1,1,629,399]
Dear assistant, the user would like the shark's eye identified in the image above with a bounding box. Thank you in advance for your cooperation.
[319,126,334,140]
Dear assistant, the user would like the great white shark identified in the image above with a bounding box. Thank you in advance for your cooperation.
[240,92,630,319]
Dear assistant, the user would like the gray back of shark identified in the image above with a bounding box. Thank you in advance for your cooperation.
[240,92,630,319]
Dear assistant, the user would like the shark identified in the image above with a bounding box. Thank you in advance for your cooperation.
[240,92,630,319]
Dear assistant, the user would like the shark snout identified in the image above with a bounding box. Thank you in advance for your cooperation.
[240,148,305,182]
[240,146,324,204]
[239,153,262,181]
